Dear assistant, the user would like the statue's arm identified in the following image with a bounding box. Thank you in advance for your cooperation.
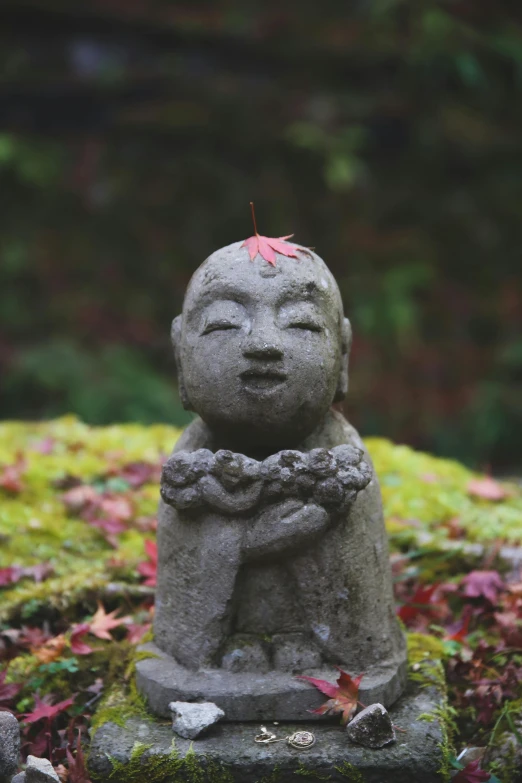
[241,499,330,560]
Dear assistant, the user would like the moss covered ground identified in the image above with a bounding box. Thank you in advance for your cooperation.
[1,417,521,781]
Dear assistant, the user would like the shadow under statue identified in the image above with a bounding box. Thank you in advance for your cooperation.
[136,241,407,721]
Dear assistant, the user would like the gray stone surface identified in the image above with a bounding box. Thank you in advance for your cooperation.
[25,756,60,783]
[0,711,19,782]
[141,242,407,721]
[346,703,396,749]
[10,774,25,783]
[170,701,225,739]
[88,683,445,783]
[136,642,407,721]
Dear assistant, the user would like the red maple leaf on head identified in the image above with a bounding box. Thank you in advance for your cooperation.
[241,202,312,267]
[461,571,505,604]
[296,667,364,725]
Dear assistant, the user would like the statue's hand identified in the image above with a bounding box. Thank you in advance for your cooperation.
[241,499,329,560]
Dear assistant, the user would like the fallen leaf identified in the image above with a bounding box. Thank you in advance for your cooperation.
[118,461,161,488]
[452,759,491,782]
[137,539,157,587]
[0,567,22,587]
[32,634,67,664]
[127,622,152,645]
[467,477,507,502]
[445,606,473,643]
[397,583,439,624]
[55,764,69,782]
[0,668,22,707]
[66,729,92,783]
[23,693,75,724]
[0,454,26,493]
[70,625,95,656]
[296,667,364,725]
[87,602,131,641]
[461,571,505,604]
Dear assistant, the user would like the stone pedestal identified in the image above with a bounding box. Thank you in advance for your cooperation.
[136,642,407,721]
[88,681,447,783]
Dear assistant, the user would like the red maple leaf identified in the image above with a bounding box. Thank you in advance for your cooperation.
[66,729,92,783]
[467,476,507,502]
[241,202,311,267]
[461,571,505,604]
[445,606,473,643]
[70,624,95,656]
[0,668,22,707]
[22,693,75,724]
[296,667,364,725]
[0,567,22,587]
[453,759,491,782]
[137,540,157,587]
[397,583,439,624]
[117,461,161,489]
[126,622,152,645]
[18,626,53,649]
[0,454,26,494]
[87,602,131,641]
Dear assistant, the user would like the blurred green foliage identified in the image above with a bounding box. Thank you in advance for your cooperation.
[0,0,521,468]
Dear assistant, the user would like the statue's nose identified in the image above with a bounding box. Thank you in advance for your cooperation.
[242,321,284,360]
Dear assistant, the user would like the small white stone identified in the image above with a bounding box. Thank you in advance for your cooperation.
[25,755,60,783]
[169,701,225,739]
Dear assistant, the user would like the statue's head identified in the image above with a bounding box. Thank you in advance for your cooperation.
[172,241,351,453]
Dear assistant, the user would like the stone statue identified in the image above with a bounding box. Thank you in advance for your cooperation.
[136,241,407,721]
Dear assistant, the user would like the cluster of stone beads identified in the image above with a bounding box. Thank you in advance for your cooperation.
[160,445,372,516]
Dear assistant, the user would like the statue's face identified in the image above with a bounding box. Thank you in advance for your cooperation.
[177,244,345,452]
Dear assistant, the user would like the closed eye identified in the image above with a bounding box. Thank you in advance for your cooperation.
[288,321,322,332]
[201,321,241,335]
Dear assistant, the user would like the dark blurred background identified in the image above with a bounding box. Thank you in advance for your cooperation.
[0,1,521,470]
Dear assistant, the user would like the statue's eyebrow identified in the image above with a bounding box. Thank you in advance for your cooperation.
[196,284,250,307]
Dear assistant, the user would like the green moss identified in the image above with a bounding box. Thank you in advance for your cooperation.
[484,698,522,783]
[407,633,446,693]
[407,633,445,666]
[105,740,184,783]
[366,437,522,545]
[488,741,519,783]
[90,648,158,735]
[407,633,455,782]
[92,739,237,783]
[294,764,331,779]
[334,762,365,782]
[254,767,281,783]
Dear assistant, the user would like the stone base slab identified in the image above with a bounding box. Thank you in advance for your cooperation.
[135,642,407,721]
[88,682,445,783]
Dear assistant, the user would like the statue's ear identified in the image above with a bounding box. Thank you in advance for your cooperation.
[171,315,193,411]
[333,317,352,403]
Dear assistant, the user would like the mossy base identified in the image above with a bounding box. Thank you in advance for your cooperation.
[88,681,446,783]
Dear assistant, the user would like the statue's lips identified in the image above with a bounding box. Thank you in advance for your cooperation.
[240,368,287,391]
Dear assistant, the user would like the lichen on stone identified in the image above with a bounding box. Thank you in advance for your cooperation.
[334,762,365,782]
